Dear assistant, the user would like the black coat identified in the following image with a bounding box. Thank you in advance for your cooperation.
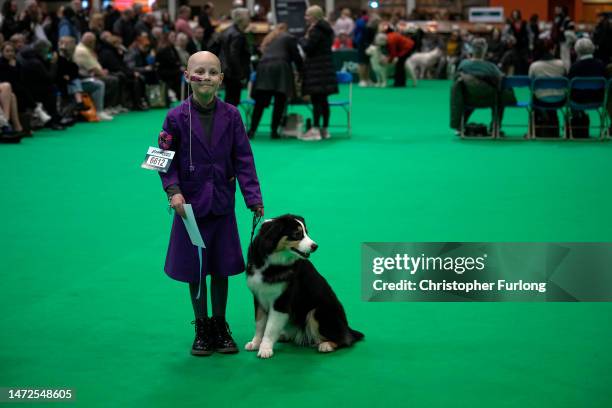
[219,24,250,80]
[568,57,608,104]
[254,32,303,98]
[156,45,183,83]
[299,20,338,96]
[98,40,132,76]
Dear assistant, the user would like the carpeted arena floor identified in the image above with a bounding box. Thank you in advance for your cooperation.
[2,80,612,407]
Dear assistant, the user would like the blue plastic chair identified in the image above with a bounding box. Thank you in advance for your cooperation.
[567,77,607,140]
[327,71,353,137]
[238,72,258,129]
[499,76,532,138]
[530,77,569,139]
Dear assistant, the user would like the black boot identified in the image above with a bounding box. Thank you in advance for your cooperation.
[191,318,215,356]
[210,316,238,354]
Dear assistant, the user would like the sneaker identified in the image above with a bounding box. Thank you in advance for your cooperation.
[299,127,322,141]
[106,107,120,115]
[98,112,114,121]
[210,316,238,354]
[115,105,129,114]
[321,128,330,139]
[191,318,215,356]
[358,80,368,87]
[34,103,52,124]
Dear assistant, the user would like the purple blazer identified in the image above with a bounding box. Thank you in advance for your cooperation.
[159,97,263,216]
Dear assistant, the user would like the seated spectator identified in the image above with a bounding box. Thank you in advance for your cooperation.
[98,34,148,110]
[57,36,110,121]
[89,13,105,41]
[156,32,183,102]
[19,1,49,43]
[59,6,81,42]
[124,32,156,84]
[135,13,156,40]
[0,82,25,136]
[450,38,514,133]
[567,37,608,137]
[333,8,355,38]
[113,8,136,47]
[386,30,415,87]
[18,39,67,130]
[1,0,20,40]
[175,32,191,67]
[248,23,303,139]
[0,42,37,127]
[74,32,121,118]
[528,39,566,137]
[9,33,26,52]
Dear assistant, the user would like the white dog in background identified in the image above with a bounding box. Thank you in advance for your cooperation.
[406,47,443,80]
[365,33,391,87]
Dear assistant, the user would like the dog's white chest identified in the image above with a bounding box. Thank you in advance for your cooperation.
[247,271,287,312]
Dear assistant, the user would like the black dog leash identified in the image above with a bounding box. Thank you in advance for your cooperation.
[250,213,263,245]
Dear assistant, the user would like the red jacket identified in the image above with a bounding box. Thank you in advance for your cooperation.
[386,32,415,59]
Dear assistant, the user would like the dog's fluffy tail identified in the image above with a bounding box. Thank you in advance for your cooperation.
[349,328,365,343]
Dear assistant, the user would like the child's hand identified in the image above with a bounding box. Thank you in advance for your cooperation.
[170,194,187,218]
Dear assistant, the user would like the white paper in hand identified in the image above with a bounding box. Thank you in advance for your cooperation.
[181,204,206,248]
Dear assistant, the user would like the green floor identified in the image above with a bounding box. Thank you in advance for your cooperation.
[2,80,612,407]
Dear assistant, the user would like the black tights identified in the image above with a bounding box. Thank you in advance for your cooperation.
[189,275,228,319]
[311,94,330,128]
[249,91,287,135]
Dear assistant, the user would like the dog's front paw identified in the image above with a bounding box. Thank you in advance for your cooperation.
[318,341,336,353]
[257,343,274,359]
[245,340,261,351]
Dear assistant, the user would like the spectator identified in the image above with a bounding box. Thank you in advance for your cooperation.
[124,32,156,84]
[174,6,193,39]
[505,9,529,74]
[135,13,156,40]
[356,13,380,87]
[451,38,510,133]
[0,41,36,119]
[160,10,174,33]
[19,0,49,43]
[18,39,66,130]
[113,8,136,47]
[386,30,415,87]
[98,34,147,111]
[486,28,503,65]
[71,0,89,34]
[567,38,607,137]
[103,5,121,33]
[528,40,566,137]
[9,33,26,52]
[175,32,190,67]
[593,13,612,66]
[551,6,572,58]
[1,0,19,40]
[300,5,338,140]
[247,23,303,139]
[74,32,121,117]
[59,6,81,42]
[218,7,251,106]
[89,13,105,41]
[57,36,107,120]
[198,2,216,48]
[0,81,25,136]
[528,14,540,56]
[156,32,183,102]
[187,27,207,55]
[333,8,355,38]
[560,22,577,70]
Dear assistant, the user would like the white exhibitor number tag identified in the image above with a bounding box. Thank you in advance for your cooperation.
[141,147,175,173]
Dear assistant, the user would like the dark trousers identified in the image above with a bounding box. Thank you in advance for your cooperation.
[101,74,120,108]
[224,77,242,106]
[393,53,411,87]
[249,90,287,136]
[311,94,330,128]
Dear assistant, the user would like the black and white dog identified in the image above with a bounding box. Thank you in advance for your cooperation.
[245,215,364,358]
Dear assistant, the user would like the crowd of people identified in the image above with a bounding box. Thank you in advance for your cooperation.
[1,1,612,142]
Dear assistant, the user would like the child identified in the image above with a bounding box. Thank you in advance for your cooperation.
[158,51,264,356]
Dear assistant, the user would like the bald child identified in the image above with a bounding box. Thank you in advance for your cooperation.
[158,51,264,357]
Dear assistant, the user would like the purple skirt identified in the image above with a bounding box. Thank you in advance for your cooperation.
[164,212,245,283]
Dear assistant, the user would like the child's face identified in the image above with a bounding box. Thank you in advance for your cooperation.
[185,53,224,100]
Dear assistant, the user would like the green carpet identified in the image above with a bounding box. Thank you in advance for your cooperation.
[1,80,611,407]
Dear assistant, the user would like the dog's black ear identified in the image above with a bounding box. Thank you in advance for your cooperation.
[248,221,283,266]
